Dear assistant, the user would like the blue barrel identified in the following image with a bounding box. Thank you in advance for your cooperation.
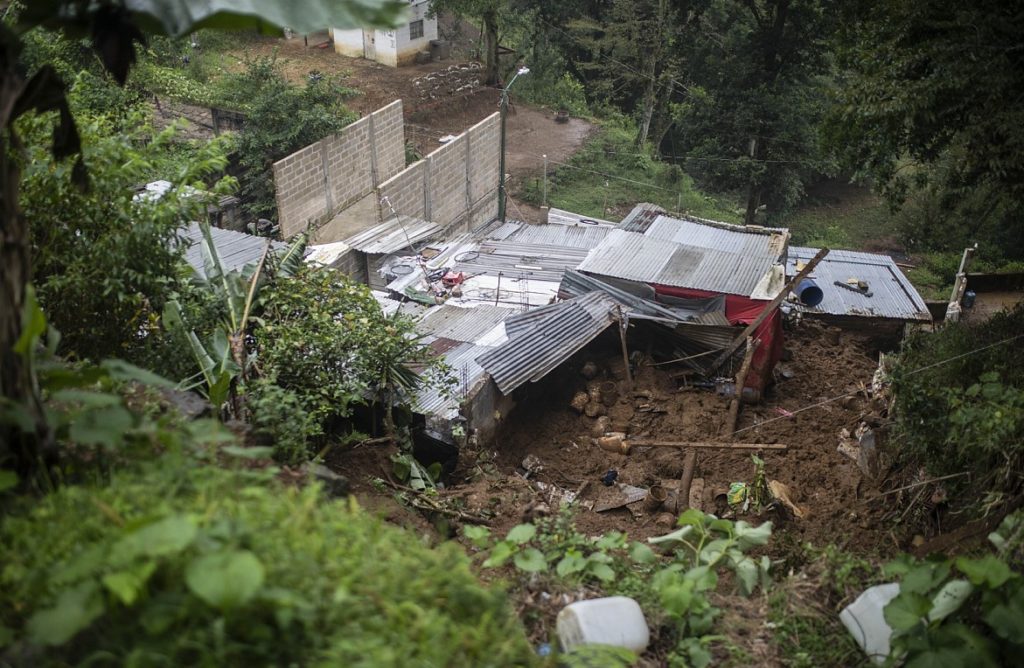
[963,290,976,309]
[795,278,824,306]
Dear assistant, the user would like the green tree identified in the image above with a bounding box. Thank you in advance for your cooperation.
[668,0,836,223]
[223,56,358,222]
[21,114,234,362]
[431,0,504,85]
[1,0,405,484]
[257,266,451,444]
[829,0,1024,257]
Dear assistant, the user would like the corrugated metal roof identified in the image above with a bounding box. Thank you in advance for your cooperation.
[342,216,443,255]
[787,247,932,321]
[477,293,620,394]
[414,341,489,418]
[506,223,611,249]
[547,208,617,227]
[578,213,788,297]
[416,304,516,342]
[180,223,286,278]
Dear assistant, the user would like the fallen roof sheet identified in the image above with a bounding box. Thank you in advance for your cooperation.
[342,216,443,255]
[559,270,730,327]
[478,292,620,395]
[787,247,932,321]
[578,203,788,297]
[180,223,286,278]
[414,341,490,419]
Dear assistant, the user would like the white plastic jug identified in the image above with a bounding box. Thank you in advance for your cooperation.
[556,596,650,654]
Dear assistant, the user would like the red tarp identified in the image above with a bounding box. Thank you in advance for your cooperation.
[651,285,783,393]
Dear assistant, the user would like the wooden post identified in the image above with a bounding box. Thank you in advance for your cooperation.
[679,451,697,511]
[722,338,761,438]
[617,306,634,389]
[708,247,829,375]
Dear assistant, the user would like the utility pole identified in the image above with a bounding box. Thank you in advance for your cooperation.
[498,66,529,222]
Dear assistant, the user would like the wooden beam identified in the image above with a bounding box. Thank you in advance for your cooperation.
[722,338,761,438]
[616,306,634,389]
[708,247,830,375]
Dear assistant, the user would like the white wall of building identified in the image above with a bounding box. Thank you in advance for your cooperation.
[332,0,437,67]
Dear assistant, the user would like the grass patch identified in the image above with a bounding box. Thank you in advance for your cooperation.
[767,544,883,668]
[778,181,899,251]
[518,117,742,223]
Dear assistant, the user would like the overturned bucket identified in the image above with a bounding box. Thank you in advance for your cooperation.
[795,278,824,307]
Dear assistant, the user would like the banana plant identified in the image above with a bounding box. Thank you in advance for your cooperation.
[164,222,306,415]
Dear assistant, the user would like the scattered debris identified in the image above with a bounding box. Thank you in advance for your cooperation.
[556,597,650,654]
[838,423,884,478]
[840,583,900,664]
[593,483,648,512]
[768,480,807,518]
[596,433,788,455]
[601,470,618,487]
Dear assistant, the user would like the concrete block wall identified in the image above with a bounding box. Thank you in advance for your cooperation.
[378,160,427,223]
[426,135,468,230]
[367,111,500,234]
[273,100,406,239]
[323,117,372,214]
[273,141,328,238]
[373,100,406,183]
[467,113,501,229]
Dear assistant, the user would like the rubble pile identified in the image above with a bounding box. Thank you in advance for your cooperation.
[412,63,483,101]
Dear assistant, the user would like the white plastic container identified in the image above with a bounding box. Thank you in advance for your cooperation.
[556,596,650,654]
[839,582,900,664]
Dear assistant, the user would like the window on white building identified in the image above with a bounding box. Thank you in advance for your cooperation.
[409,19,424,40]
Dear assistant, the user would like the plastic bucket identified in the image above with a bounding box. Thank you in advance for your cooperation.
[795,278,824,307]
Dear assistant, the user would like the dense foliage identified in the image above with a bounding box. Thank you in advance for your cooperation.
[0,461,534,665]
[882,511,1024,666]
[831,0,1024,259]
[19,113,234,362]
[891,306,1024,494]
[257,266,452,446]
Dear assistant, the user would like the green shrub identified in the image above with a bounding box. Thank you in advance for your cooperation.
[892,306,1024,492]
[247,380,315,466]
[0,464,535,666]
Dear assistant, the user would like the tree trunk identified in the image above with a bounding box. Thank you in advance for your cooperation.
[482,8,499,86]
[1,111,45,476]
[636,64,657,147]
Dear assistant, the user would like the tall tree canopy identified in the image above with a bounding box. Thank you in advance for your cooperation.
[830,0,1024,256]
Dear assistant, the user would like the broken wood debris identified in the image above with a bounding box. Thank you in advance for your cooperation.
[595,433,787,455]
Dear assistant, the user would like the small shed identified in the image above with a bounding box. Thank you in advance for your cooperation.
[785,246,931,340]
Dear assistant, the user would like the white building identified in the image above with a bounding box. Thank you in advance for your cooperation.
[331,0,438,67]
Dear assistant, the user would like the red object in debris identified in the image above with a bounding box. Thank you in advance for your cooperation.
[775,407,795,418]
[442,271,466,287]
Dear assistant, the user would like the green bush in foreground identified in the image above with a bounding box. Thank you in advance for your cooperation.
[0,464,534,667]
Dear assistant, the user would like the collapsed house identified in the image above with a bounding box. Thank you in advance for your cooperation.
[303,202,932,448]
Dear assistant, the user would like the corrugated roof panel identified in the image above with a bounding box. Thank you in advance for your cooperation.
[180,223,286,278]
[506,224,611,249]
[577,230,677,283]
[416,304,517,343]
[787,246,931,321]
[618,202,663,232]
[579,209,789,297]
[414,342,489,418]
[478,293,620,394]
[342,216,443,255]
